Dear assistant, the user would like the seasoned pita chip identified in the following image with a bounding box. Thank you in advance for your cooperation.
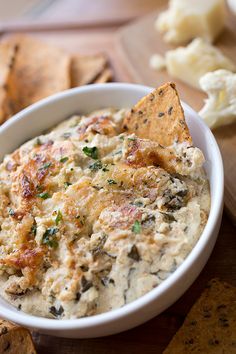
[71,54,107,87]
[123,82,192,147]
[164,279,236,353]
[0,42,17,123]
[4,35,70,117]
[94,68,113,83]
[0,319,37,354]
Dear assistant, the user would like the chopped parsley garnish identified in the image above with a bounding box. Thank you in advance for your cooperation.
[119,135,125,141]
[89,160,102,171]
[39,162,51,170]
[89,161,109,172]
[36,185,43,192]
[128,137,136,141]
[8,208,15,216]
[34,138,43,146]
[82,146,98,160]
[133,201,143,207]
[107,179,117,185]
[37,192,50,199]
[132,220,141,234]
[64,182,72,189]
[55,210,62,225]
[60,156,69,163]
[42,227,59,248]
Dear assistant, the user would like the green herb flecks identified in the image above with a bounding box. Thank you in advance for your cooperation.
[89,160,102,171]
[107,179,117,185]
[37,192,51,200]
[39,162,52,170]
[60,156,69,163]
[132,220,141,234]
[34,138,43,146]
[55,210,63,225]
[42,227,59,248]
[82,146,98,160]
[133,201,143,207]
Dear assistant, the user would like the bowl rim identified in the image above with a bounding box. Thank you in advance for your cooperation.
[0,83,224,331]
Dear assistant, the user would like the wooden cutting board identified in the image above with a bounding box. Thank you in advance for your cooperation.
[116,4,236,223]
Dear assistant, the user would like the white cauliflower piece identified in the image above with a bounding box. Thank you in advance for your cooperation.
[155,0,226,45]
[199,70,236,129]
[165,38,236,89]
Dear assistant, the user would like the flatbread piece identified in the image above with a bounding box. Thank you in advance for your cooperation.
[4,35,71,117]
[123,82,192,147]
[0,42,18,124]
[71,54,107,87]
[164,279,236,353]
[0,319,37,353]
[94,68,113,83]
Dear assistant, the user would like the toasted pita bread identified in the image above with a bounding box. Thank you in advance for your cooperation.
[3,35,70,117]
[0,42,18,123]
[94,68,113,83]
[123,82,192,147]
[71,54,107,87]
[164,279,236,353]
[0,319,37,353]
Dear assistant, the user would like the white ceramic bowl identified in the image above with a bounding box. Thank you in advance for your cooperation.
[0,83,224,338]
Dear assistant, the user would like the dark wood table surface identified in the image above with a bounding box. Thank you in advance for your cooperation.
[0,1,235,353]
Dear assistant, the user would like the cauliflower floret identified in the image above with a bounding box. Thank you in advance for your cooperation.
[199,70,236,129]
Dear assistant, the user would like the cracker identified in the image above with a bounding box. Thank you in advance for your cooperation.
[94,67,113,83]
[164,279,236,353]
[4,35,71,117]
[0,42,18,123]
[71,54,107,87]
[123,82,192,147]
[0,319,37,353]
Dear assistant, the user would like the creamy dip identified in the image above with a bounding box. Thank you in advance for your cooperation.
[0,108,210,319]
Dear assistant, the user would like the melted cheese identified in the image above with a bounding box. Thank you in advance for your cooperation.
[0,108,210,319]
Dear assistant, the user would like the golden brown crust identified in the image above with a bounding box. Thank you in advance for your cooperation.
[122,82,192,147]
[0,319,37,354]
[164,279,236,353]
